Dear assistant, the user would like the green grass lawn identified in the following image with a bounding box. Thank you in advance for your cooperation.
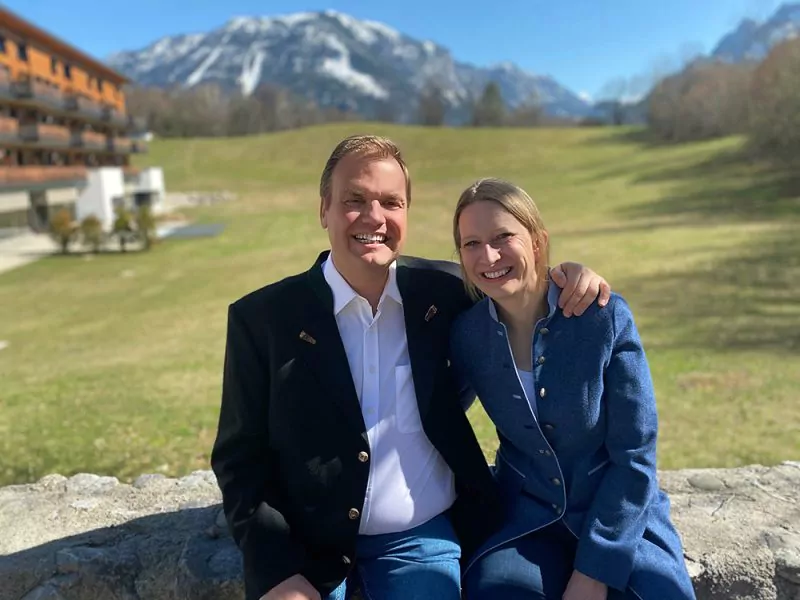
[0,124,798,486]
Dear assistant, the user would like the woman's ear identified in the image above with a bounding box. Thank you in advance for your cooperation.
[534,230,549,259]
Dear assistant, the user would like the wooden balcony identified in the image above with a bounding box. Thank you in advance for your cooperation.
[70,130,108,151]
[101,106,129,129]
[19,123,71,147]
[0,166,88,188]
[64,93,104,120]
[0,116,19,140]
[107,136,133,153]
[0,66,11,99]
[10,78,64,108]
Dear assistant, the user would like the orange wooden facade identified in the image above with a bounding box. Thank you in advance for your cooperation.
[0,6,145,190]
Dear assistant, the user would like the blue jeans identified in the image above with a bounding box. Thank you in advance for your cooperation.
[463,520,638,600]
[323,513,461,600]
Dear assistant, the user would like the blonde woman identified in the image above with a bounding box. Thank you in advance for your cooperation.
[448,178,695,600]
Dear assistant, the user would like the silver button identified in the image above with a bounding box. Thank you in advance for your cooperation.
[552,504,561,512]
[543,423,554,430]
[348,508,360,520]
[538,356,546,365]
[342,555,352,565]
[358,451,369,463]
[540,327,549,335]
[539,388,546,398]
[551,477,561,486]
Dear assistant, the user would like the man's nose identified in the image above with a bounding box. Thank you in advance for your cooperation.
[362,200,386,224]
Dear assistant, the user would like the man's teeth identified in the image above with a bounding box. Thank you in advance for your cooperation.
[355,234,387,243]
[484,268,511,279]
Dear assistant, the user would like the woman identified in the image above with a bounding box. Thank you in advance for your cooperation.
[448,178,696,600]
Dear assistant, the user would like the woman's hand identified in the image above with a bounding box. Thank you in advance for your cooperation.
[562,569,608,600]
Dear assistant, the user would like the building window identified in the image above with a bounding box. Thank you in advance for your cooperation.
[98,79,104,92]
[18,42,28,61]
[0,36,6,54]
[64,64,72,79]
[51,57,58,74]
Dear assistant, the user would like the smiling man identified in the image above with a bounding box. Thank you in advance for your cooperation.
[210,135,611,600]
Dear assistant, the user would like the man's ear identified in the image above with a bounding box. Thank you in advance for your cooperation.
[319,196,328,229]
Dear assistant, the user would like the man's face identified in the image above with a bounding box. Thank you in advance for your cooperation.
[320,154,408,282]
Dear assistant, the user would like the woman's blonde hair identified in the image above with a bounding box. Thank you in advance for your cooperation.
[453,177,550,301]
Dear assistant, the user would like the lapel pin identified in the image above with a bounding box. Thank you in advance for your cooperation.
[299,330,317,345]
[424,305,438,322]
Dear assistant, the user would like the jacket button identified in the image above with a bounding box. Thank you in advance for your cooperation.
[540,327,549,335]
[543,423,554,430]
[539,388,547,398]
[348,508,360,520]
[552,503,561,512]
[342,555,352,565]
[551,477,561,486]
[537,356,546,365]
[358,451,369,463]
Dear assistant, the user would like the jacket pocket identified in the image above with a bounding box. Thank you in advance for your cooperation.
[395,364,423,433]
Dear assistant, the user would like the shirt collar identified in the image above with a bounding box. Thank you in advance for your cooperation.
[487,279,561,323]
[323,254,402,315]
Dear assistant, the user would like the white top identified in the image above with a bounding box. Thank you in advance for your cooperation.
[323,256,456,535]
[516,367,538,419]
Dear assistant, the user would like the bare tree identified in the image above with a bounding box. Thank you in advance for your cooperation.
[417,81,447,126]
[506,91,542,127]
[748,37,800,158]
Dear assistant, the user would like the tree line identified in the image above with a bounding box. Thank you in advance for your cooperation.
[124,79,555,139]
[645,36,800,158]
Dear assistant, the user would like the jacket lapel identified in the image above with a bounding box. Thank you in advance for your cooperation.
[396,260,436,421]
[303,251,368,439]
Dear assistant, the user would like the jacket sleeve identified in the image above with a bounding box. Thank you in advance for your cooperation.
[210,303,308,599]
[573,295,659,592]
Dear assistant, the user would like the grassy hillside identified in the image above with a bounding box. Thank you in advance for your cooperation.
[0,124,798,486]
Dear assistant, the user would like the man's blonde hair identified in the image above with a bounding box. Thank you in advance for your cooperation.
[319,135,411,205]
[453,178,550,301]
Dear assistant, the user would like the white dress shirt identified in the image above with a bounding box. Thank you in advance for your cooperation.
[323,256,456,535]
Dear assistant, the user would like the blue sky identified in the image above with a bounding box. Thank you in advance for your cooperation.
[3,0,785,99]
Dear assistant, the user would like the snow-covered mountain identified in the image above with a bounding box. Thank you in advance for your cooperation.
[106,10,594,124]
[712,3,800,62]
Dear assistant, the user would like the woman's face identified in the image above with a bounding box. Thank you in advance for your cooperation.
[458,200,544,303]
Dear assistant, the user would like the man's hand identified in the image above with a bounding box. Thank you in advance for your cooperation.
[550,263,611,317]
[563,569,608,600]
[260,574,321,600]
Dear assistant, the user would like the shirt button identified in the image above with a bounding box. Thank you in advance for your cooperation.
[539,388,547,398]
[348,508,360,520]
[551,477,561,486]
[537,356,546,365]
[358,451,369,463]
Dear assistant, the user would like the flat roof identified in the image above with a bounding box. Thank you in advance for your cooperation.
[0,6,130,85]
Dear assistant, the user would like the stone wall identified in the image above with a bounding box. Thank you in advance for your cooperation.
[1,463,798,600]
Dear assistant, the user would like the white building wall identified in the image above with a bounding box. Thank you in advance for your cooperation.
[76,168,125,231]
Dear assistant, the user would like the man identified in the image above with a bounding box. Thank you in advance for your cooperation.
[211,135,610,600]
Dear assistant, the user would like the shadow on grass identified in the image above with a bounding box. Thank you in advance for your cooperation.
[577,132,800,354]
[622,225,800,353]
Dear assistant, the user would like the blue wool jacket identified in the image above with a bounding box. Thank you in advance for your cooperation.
[449,282,696,599]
